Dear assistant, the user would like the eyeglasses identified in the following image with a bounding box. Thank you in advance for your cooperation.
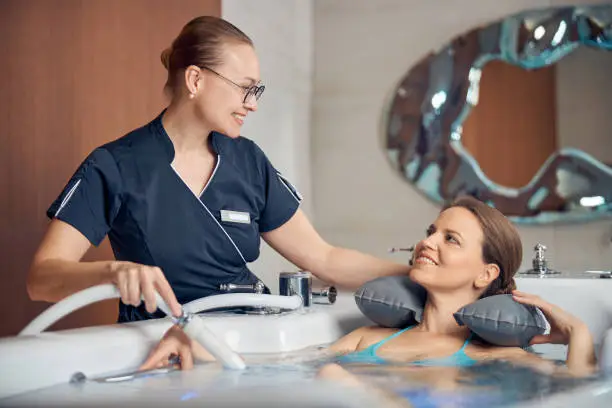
[201,66,265,104]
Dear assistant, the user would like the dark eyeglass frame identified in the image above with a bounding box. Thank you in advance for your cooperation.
[201,66,265,104]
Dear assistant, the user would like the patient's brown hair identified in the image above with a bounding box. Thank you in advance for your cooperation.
[444,196,522,298]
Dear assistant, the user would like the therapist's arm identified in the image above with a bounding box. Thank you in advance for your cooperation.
[27,219,182,316]
[262,209,409,289]
[28,220,110,301]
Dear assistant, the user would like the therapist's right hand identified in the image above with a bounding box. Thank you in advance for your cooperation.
[109,261,182,317]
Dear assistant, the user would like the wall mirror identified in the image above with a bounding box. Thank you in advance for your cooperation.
[384,5,612,224]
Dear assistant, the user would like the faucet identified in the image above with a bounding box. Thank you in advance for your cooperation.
[522,243,560,275]
[219,281,273,314]
[219,281,266,294]
[279,271,336,306]
[219,273,336,311]
[389,245,415,265]
[388,246,415,253]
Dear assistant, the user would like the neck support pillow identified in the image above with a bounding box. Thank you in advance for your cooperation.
[354,275,548,347]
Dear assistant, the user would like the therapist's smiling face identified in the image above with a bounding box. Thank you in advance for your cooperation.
[197,43,262,138]
[409,207,492,296]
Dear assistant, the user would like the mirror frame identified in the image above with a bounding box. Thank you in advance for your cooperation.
[384,5,612,224]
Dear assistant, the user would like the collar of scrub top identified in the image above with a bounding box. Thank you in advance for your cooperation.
[153,109,229,163]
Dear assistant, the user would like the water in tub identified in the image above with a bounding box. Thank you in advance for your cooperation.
[4,344,608,407]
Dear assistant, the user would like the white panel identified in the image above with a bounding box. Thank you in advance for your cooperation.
[222,0,314,289]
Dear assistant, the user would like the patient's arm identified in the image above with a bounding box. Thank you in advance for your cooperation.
[328,326,376,353]
[317,364,413,407]
[488,345,596,377]
[511,290,597,376]
[564,323,597,374]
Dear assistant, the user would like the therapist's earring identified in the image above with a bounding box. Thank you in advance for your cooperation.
[189,92,195,99]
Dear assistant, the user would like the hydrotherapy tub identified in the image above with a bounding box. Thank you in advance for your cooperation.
[1,275,612,407]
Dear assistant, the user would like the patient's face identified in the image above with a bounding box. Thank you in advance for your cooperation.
[409,207,487,294]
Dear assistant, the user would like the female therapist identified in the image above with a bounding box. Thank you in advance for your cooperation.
[27,16,410,322]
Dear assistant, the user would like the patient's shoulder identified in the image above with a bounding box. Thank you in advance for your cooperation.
[330,326,396,353]
[346,325,395,342]
[356,326,400,348]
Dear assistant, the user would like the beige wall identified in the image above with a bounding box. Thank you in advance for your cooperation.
[312,0,612,274]
[556,47,612,166]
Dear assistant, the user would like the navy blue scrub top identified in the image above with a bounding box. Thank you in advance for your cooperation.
[47,111,302,322]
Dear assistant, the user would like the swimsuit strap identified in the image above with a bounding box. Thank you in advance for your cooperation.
[457,331,474,353]
[371,325,415,352]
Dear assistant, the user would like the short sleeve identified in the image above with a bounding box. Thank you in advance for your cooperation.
[252,143,302,232]
[47,148,122,246]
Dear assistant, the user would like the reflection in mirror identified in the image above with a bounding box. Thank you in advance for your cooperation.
[384,5,612,224]
[461,47,612,190]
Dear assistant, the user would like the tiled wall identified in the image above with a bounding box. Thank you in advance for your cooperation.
[222,0,313,291]
[312,0,612,273]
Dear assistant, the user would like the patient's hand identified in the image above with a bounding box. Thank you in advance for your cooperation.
[139,325,214,371]
[512,290,596,375]
[511,290,589,345]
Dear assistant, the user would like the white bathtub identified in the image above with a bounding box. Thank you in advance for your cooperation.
[1,275,611,407]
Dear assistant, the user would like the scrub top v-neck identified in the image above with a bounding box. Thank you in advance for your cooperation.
[47,110,302,322]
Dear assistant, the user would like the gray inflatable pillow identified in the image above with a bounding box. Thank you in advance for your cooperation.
[454,294,548,347]
[354,275,548,347]
[354,276,427,328]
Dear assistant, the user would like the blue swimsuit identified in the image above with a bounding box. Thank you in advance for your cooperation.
[337,326,477,367]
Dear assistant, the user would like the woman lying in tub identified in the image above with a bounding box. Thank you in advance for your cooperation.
[140,197,597,375]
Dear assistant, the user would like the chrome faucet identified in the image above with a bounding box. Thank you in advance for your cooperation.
[279,271,336,306]
[389,245,415,265]
[313,286,337,304]
[523,244,560,275]
[388,246,415,253]
[219,281,270,314]
[219,273,336,310]
[219,281,266,294]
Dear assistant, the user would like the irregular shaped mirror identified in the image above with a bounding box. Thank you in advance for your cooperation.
[385,5,612,224]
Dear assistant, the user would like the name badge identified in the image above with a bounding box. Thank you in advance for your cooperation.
[221,210,251,224]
